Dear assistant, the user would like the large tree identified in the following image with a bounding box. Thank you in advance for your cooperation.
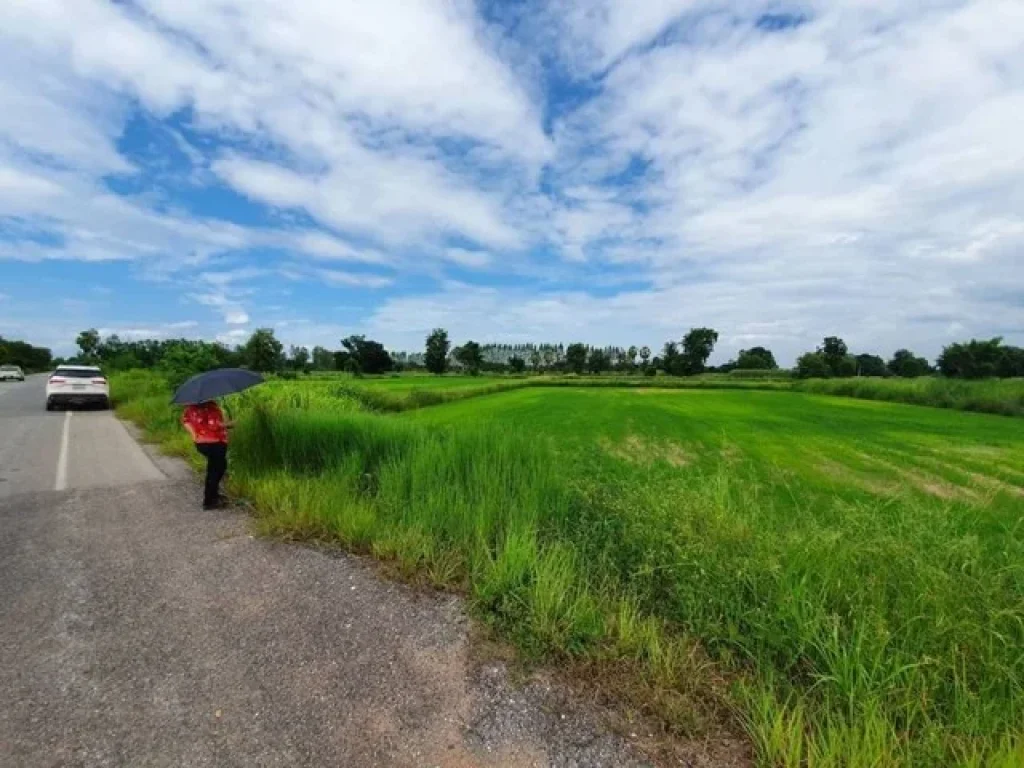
[796,351,831,378]
[565,343,588,374]
[736,346,777,370]
[454,340,483,375]
[819,336,848,375]
[662,341,683,375]
[76,328,101,361]
[341,335,393,375]
[424,328,450,374]
[937,337,1023,379]
[855,354,888,377]
[888,349,930,378]
[242,328,285,372]
[681,327,719,374]
[508,355,526,373]
[587,348,610,374]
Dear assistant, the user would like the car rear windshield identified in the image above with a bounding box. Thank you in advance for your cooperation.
[54,368,103,379]
[0,365,19,371]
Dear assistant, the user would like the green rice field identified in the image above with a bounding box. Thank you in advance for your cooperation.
[112,370,1024,766]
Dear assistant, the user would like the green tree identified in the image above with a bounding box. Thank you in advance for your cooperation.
[681,327,719,374]
[0,336,52,371]
[341,335,393,375]
[311,345,335,371]
[819,336,848,375]
[76,328,101,361]
[242,328,284,372]
[565,343,588,374]
[662,341,683,375]
[454,340,483,375]
[854,354,888,377]
[587,348,610,374]
[736,346,777,370]
[888,349,931,378]
[508,355,526,374]
[796,351,831,378]
[997,345,1024,377]
[158,341,221,389]
[639,346,651,369]
[937,337,1023,379]
[424,328,450,375]
[289,345,310,372]
[835,355,858,377]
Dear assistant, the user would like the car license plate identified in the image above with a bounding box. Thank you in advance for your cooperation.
[73,384,86,390]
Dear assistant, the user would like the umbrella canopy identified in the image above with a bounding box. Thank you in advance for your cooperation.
[171,368,264,405]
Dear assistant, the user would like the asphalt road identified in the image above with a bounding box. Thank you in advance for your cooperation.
[0,376,659,768]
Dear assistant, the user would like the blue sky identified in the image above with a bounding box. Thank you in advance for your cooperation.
[1,0,1022,364]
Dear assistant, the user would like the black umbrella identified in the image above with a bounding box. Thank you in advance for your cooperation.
[171,368,264,405]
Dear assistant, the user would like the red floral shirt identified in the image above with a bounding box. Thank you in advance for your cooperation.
[182,402,228,444]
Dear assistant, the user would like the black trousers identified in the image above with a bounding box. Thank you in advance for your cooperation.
[196,443,228,506]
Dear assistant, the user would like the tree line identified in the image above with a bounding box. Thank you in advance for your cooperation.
[60,326,1024,384]
[0,335,53,372]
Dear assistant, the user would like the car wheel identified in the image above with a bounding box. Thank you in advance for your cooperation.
[45,400,54,412]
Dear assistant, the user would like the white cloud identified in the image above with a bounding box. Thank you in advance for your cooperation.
[1,0,1022,357]
[288,232,391,266]
[315,269,393,289]
[190,274,253,326]
[216,328,249,345]
[444,248,492,269]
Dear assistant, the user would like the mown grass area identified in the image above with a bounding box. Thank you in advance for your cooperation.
[111,370,1024,766]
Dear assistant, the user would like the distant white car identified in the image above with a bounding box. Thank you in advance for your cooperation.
[46,365,110,410]
[0,364,25,382]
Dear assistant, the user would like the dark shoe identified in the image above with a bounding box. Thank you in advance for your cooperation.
[203,499,227,510]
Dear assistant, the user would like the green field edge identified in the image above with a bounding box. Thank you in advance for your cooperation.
[336,374,1024,419]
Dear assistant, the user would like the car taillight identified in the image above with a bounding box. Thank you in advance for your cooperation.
[49,377,66,386]
[92,378,107,385]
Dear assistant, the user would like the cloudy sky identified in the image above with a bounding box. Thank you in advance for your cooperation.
[0,0,1021,364]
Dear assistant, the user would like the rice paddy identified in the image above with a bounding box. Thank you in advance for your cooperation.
[112,370,1024,766]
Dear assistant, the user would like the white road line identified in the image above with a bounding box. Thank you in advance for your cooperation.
[55,410,72,491]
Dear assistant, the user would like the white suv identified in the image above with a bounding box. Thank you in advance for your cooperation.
[0,364,25,382]
[46,365,110,410]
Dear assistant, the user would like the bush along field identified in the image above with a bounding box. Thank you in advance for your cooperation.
[112,370,1024,767]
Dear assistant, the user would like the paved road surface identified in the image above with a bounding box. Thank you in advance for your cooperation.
[0,376,656,768]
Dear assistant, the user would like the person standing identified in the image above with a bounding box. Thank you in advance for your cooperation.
[182,400,231,509]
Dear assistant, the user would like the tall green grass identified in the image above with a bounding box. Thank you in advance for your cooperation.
[111,369,1024,766]
[792,376,1024,417]
[336,380,531,412]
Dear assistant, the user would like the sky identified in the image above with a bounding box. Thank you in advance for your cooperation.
[0,0,1022,365]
